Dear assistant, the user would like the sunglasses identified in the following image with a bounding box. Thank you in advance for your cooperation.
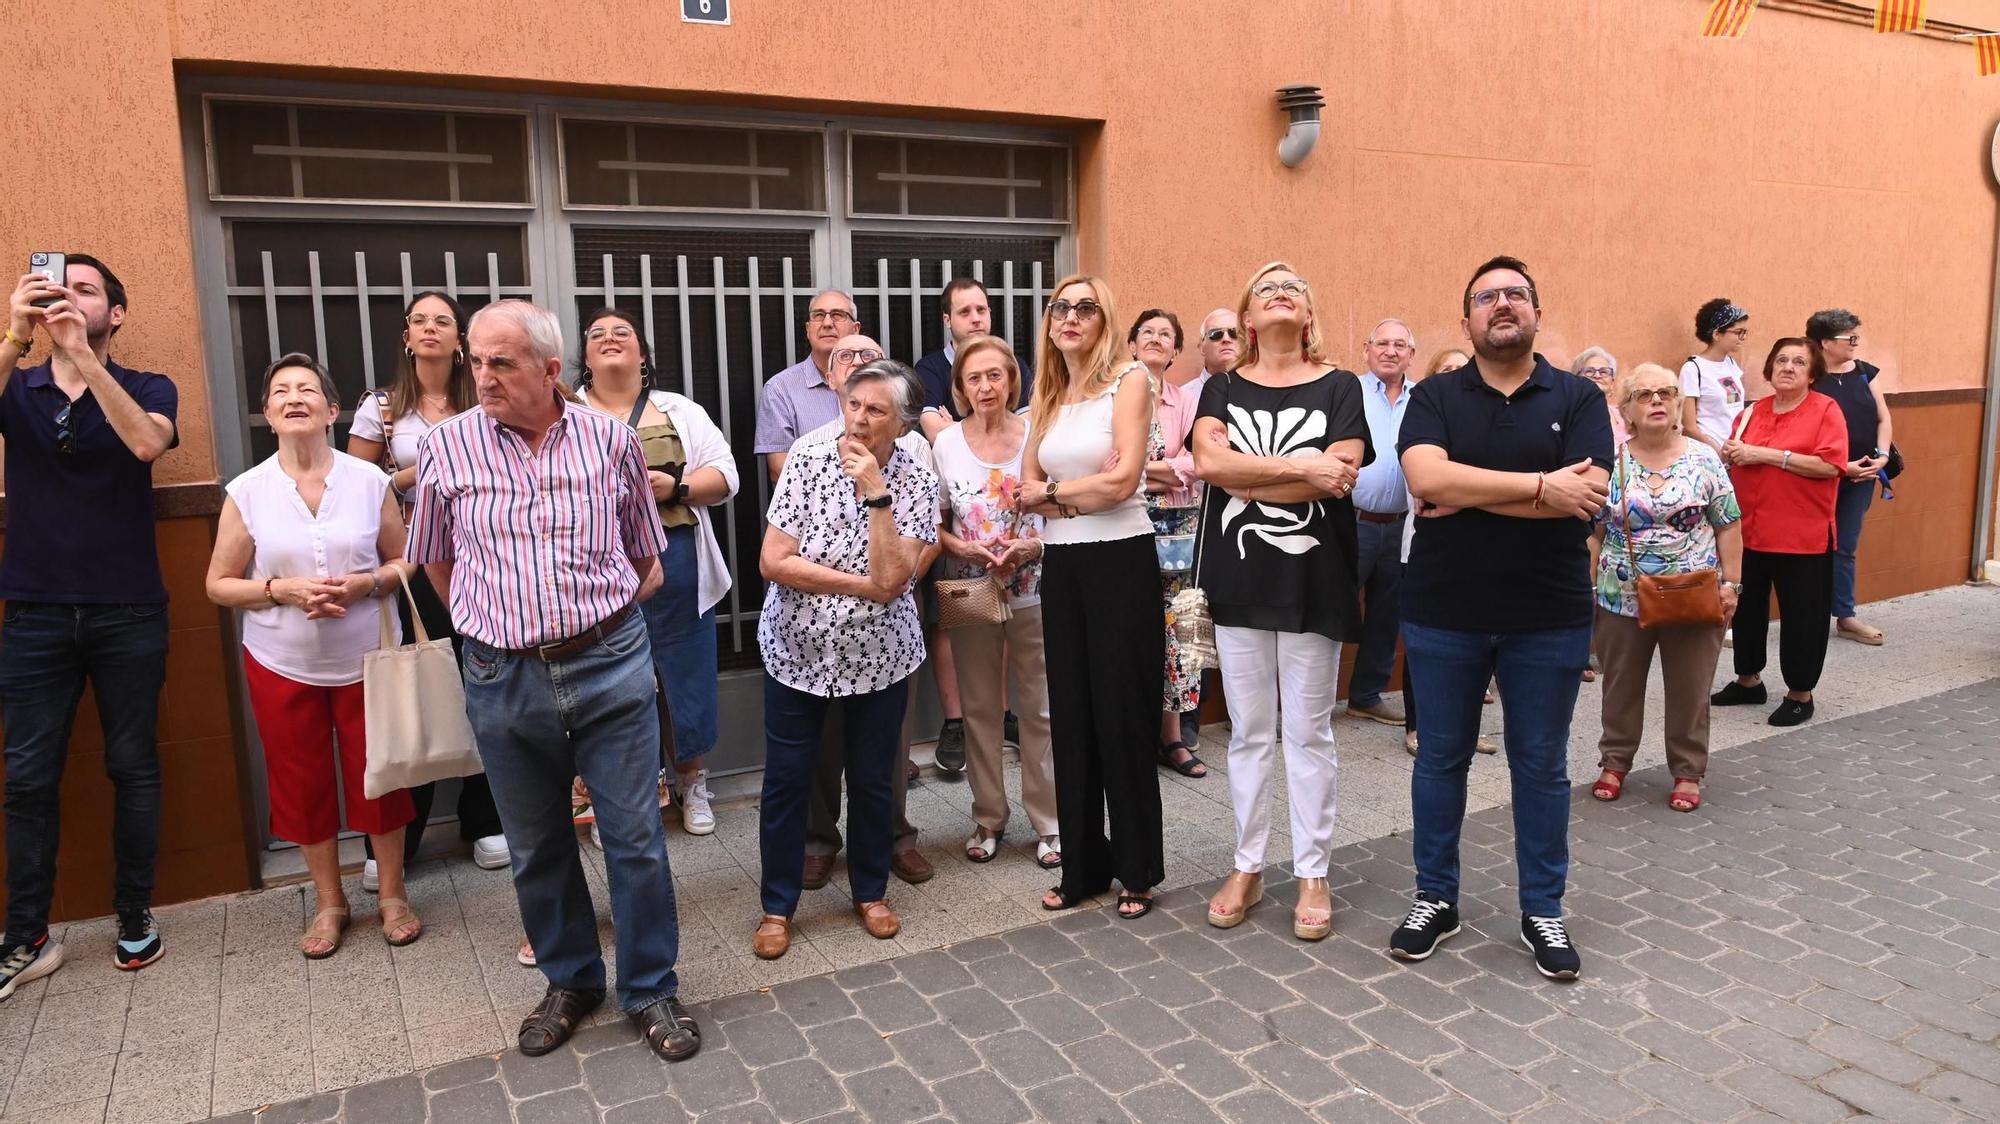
[1203,328,1240,342]
[1047,299,1102,323]
[55,401,73,454]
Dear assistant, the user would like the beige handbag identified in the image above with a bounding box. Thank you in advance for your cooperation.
[362,566,483,799]
[1168,481,1219,671]
[935,575,1013,629]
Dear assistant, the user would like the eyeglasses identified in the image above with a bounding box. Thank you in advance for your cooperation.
[1202,328,1240,342]
[1047,299,1101,323]
[808,308,857,324]
[1720,327,1750,340]
[1368,339,1414,352]
[55,402,73,454]
[1578,366,1616,380]
[406,313,456,329]
[585,324,637,341]
[1827,334,1861,346]
[1626,387,1678,404]
[1250,279,1310,300]
[1469,286,1536,310]
[832,347,883,366]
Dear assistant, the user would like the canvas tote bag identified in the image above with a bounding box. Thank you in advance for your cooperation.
[363,565,483,798]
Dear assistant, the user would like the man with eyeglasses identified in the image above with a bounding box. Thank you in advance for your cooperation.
[755,288,860,483]
[1391,255,1611,984]
[1343,318,1418,729]
[791,333,942,890]
[0,256,178,997]
[915,277,1036,433]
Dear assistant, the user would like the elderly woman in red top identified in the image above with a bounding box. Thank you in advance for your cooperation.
[1711,338,1846,728]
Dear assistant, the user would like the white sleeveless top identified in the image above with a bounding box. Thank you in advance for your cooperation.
[1036,367,1153,545]
[227,451,395,687]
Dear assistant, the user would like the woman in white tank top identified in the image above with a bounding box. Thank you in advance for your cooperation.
[1017,275,1166,920]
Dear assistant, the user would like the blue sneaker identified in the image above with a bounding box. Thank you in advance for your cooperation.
[0,933,64,1000]
[114,910,163,971]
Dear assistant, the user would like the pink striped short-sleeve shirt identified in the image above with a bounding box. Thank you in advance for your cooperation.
[406,399,669,649]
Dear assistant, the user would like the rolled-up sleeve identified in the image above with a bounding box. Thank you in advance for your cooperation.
[675,396,740,500]
[614,428,670,559]
[405,433,453,565]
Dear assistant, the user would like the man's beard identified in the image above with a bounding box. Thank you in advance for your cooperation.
[1471,320,1534,362]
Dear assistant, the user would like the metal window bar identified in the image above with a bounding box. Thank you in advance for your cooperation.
[237,249,533,424]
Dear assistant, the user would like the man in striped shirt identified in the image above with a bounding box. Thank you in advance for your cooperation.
[407,300,700,1064]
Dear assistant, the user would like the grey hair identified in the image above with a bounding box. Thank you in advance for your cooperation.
[1371,317,1417,350]
[812,287,859,317]
[468,300,565,367]
[845,358,924,433]
[1570,346,1618,377]
[1804,308,1861,342]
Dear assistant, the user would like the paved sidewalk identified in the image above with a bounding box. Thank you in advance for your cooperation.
[219,674,2000,1123]
[0,584,1995,1121]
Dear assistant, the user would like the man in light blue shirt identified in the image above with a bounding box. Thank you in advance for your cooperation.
[1345,318,1416,725]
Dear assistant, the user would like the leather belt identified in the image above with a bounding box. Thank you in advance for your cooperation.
[512,606,634,663]
[1357,509,1406,525]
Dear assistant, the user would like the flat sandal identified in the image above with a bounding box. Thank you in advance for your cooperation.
[300,898,350,960]
[378,897,423,947]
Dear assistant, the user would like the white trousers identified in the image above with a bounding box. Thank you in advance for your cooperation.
[1217,625,1340,878]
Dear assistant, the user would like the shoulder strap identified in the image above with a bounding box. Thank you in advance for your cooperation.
[373,390,400,476]
[1191,374,1228,586]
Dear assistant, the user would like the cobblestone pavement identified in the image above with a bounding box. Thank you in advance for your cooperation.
[1,585,1995,1122]
[198,671,2000,1122]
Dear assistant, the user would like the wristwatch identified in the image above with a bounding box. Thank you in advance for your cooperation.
[673,481,690,504]
[861,492,893,510]
[1722,580,1742,594]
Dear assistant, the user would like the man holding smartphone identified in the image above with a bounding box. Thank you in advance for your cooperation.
[0,255,178,997]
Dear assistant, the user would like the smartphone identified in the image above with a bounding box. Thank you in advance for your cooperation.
[29,252,64,308]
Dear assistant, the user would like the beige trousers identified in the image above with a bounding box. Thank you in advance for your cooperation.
[1594,606,1725,780]
[949,604,1059,839]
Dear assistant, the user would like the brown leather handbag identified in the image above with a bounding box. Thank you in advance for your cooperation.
[1618,448,1726,630]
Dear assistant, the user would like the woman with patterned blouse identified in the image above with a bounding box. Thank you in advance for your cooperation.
[933,336,1060,869]
[1587,364,1743,813]
[753,360,940,960]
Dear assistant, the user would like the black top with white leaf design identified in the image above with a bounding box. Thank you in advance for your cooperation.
[1193,369,1372,640]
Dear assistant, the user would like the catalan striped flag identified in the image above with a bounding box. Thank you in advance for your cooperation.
[1702,0,1758,38]
[1978,34,2000,77]
[1874,0,1927,33]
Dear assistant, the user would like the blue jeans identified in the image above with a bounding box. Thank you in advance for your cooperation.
[1831,480,1875,620]
[461,611,680,1012]
[1,602,168,941]
[1348,517,1406,708]
[1404,621,1591,918]
[642,526,720,765]
[760,674,908,918]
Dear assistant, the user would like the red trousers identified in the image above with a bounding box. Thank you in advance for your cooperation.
[243,649,414,844]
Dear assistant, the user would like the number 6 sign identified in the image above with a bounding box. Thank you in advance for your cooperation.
[682,0,729,23]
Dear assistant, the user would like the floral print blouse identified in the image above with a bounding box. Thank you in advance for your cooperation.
[759,439,940,697]
[1595,441,1741,618]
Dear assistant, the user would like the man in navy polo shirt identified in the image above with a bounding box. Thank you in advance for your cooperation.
[0,255,177,997]
[913,277,1035,429]
[1388,255,1611,982]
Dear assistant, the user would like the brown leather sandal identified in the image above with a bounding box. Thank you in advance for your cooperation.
[378,897,423,947]
[301,893,349,960]
[752,915,792,960]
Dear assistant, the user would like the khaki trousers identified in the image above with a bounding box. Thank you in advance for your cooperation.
[950,604,1059,839]
[1594,606,1724,779]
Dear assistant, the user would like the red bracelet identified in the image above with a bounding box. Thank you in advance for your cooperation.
[1533,472,1546,509]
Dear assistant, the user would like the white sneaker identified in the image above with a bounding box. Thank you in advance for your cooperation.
[472,835,511,870]
[588,821,602,851]
[361,859,379,893]
[681,773,716,836]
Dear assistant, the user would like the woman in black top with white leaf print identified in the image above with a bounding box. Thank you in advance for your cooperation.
[1192,262,1371,943]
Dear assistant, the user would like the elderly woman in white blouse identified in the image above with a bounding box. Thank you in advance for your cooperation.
[207,353,418,959]
[753,360,940,961]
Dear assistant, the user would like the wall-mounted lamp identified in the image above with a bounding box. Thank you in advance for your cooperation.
[1277,84,1325,169]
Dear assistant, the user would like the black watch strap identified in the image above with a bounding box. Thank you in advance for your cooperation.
[862,492,893,509]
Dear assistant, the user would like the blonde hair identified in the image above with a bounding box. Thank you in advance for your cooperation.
[950,335,1022,417]
[1234,261,1327,369]
[1422,348,1470,379]
[1030,274,1130,440]
[1616,362,1683,431]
